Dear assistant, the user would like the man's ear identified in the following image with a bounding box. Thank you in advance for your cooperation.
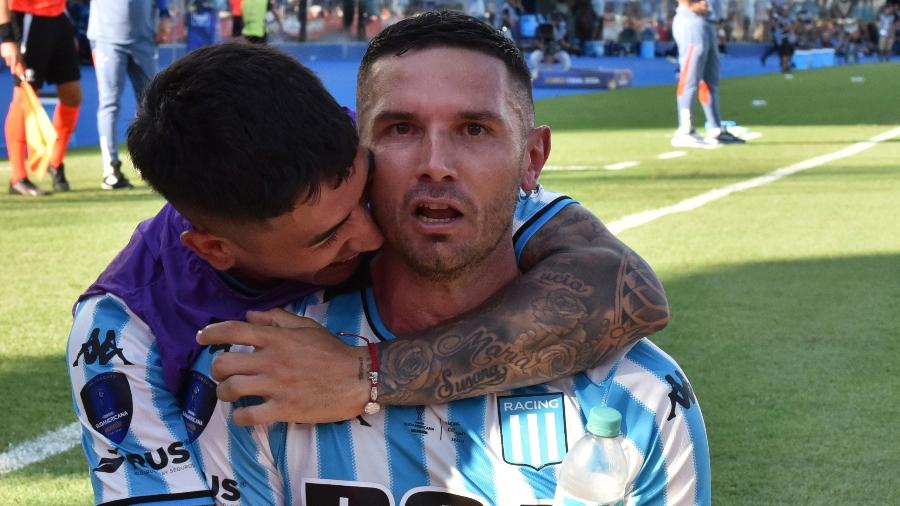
[521,125,551,192]
[180,229,237,272]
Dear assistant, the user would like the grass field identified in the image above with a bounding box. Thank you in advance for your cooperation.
[1,62,898,504]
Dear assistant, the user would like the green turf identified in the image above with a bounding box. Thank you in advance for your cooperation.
[1,62,898,503]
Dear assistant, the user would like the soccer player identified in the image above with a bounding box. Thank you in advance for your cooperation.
[88,0,172,190]
[671,0,744,148]
[67,42,670,503]
[877,3,896,62]
[193,12,710,504]
[1,0,81,196]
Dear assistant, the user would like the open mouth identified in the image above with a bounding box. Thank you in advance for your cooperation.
[415,202,463,223]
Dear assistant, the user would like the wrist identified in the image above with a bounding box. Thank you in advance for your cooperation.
[0,23,18,44]
[339,332,381,415]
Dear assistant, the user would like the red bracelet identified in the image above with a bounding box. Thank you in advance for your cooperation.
[337,332,380,415]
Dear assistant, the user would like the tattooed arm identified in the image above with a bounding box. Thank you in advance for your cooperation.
[377,203,670,404]
[198,203,670,423]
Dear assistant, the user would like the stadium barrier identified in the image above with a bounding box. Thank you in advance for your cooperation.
[793,48,836,70]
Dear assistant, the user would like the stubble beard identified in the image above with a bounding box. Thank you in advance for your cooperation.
[380,180,521,283]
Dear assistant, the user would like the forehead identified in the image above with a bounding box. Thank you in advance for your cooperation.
[365,47,514,114]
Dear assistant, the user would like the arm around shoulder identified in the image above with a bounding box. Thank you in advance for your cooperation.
[376,203,670,405]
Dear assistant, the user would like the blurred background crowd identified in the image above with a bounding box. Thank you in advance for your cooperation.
[64,0,900,59]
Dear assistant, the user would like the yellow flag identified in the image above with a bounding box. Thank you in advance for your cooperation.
[20,79,57,180]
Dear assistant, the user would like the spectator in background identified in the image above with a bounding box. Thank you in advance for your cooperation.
[342,0,354,35]
[876,3,896,61]
[242,0,282,44]
[776,3,796,72]
[761,2,792,68]
[529,14,572,77]
[67,0,92,64]
[572,0,600,47]
[500,0,523,38]
[186,0,227,51]
[1,0,81,196]
[468,0,487,22]
[88,0,172,191]
[671,0,745,147]
[716,18,727,52]
[617,17,638,55]
[844,18,862,63]
[230,0,243,39]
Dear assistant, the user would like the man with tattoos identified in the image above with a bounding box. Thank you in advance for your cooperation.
[193,12,709,505]
[67,41,670,504]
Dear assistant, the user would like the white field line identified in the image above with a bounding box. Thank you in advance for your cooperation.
[603,161,640,171]
[2,126,898,476]
[544,161,641,171]
[742,132,764,141]
[0,422,81,474]
[658,150,688,159]
[608,126,900,235]
[544,164,601,171]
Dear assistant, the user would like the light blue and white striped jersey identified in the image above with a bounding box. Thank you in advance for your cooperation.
[67,295,213,505]
[68,187,576,505]
[189,192,711,506]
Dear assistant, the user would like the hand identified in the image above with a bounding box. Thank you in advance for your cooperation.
[156,17,173,44]
[196,308,370,426]
[1,41,21,74]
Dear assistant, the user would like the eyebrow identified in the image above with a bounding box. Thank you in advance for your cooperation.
[307,212,352,247]
[372,111,415,123]
[372,110,503,123]
[458,110,503,122]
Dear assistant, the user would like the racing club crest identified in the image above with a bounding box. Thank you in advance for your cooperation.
[498,392,567,470]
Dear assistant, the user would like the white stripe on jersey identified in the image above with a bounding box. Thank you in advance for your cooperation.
[544,412,561,462]
[509,415,524,463]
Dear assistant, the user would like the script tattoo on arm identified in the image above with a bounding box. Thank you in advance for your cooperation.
[376,203,670,404]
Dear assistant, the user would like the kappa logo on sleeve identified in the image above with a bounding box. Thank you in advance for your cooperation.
[73,327,133,367]
[80,372,133,444]
[666,370,696,421]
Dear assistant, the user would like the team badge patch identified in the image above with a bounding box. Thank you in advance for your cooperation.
[498,392,567,470]
[80,372,132,444]
[182,371,218,442]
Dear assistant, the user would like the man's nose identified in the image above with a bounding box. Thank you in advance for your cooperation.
[418,131,458,183]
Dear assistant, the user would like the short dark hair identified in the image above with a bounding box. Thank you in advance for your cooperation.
[357,10,534,126]
[127,43,358,222]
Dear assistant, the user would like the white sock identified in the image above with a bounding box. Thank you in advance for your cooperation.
[676,109,693,134]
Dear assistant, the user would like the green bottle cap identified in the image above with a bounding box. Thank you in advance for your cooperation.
[586,406,622,437]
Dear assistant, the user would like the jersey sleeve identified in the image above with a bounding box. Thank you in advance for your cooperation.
[572,340,710,506]
[67,295,213,505]
[511,186,578,263]
[186,345,285,505]
[606,341,711,506]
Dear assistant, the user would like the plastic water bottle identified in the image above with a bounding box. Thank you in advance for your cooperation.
[553,407,628,506]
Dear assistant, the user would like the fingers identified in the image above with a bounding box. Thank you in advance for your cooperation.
[231,402,280,427]
[245,308,323,329]
[230,399,351,426]
[215,374,270,403]
[197,320,275,348]
[210,350,268,382]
